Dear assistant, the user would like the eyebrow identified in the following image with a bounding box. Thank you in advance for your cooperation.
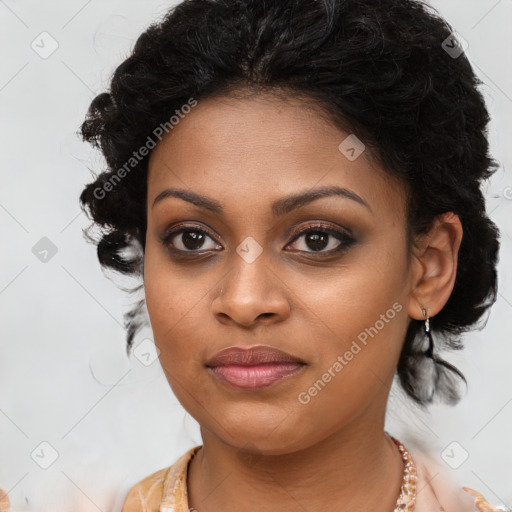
[152,185,372,216]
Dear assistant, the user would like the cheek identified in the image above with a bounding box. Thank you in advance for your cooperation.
[144,235,200,324]
[143,243,194,356]
[294,246,409,400]
[301,244,408,346]
[143,240,219,390]
[288,293,408,448]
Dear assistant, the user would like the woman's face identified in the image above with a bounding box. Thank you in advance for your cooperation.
[144,92,416,454]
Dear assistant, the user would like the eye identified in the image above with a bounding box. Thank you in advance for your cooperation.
[161,222,355,256]
[162,225,222,253]
[286,223,354,254]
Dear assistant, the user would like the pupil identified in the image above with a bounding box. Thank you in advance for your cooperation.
[183,231,205,250]
[307,232,328,251]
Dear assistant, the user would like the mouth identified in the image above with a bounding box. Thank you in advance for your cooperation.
[205,345,307,390]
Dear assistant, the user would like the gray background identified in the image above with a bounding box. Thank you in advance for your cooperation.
[1,0,511,510]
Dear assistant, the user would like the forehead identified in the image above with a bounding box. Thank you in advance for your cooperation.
[147,92,407,221]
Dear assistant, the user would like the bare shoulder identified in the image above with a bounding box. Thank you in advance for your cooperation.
[121,466,170,512]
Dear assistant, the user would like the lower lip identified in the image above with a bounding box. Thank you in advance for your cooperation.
[208,363,305,390]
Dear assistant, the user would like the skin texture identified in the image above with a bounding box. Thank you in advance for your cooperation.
[143,92,463,512]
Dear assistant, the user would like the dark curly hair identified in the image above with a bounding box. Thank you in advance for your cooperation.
[79,0,500,406]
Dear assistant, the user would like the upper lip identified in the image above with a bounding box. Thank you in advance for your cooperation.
[206,345,306,367]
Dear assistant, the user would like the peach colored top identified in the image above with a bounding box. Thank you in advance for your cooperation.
[120,444,504,512]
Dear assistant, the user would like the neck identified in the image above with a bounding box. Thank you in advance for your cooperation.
[187,403,405,512]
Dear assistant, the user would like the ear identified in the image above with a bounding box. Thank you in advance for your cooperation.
[407,212,463,320]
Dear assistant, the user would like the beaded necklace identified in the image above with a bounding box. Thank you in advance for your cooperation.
[390,436,417,511]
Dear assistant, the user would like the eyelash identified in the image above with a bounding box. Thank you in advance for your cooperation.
[161,222,355,257]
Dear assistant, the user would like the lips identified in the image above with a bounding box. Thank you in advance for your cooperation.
[206,345,307,390]
[206,345,306,367]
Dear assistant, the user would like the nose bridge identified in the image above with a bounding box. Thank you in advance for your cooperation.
[226,236,272,299]
[214,236,289,325]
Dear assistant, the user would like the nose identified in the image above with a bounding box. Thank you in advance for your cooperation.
[212,254,291,328]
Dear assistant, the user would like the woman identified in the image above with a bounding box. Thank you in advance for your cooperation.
[77,0,504,510]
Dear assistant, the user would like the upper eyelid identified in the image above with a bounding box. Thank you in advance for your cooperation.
[162,222,218,242]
